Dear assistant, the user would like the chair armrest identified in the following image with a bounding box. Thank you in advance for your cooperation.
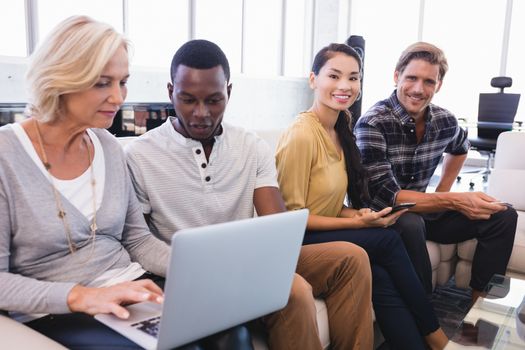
[476,121,514,130]
[0,315,67,349]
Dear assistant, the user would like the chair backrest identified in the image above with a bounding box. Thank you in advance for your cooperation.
[477,92,520,139]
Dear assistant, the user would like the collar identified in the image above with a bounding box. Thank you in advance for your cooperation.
[163,116,226,147]
[387,90,433,125]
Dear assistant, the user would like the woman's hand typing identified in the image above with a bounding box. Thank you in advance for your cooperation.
[67,279,164,319]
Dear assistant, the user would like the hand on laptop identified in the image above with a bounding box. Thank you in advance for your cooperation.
[67,279,164,319]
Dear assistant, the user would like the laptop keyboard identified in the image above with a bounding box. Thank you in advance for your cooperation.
[131,316,161,338]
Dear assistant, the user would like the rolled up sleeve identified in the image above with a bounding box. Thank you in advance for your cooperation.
[445,124,470,155]
[355,122,400,210]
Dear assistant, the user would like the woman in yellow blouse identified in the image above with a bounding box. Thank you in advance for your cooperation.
[276,43,447,350]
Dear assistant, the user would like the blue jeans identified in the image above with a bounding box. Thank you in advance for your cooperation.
[304,227,439,350]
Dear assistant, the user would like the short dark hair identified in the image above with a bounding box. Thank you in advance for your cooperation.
[395,42,448,80]
[170,39,230,82]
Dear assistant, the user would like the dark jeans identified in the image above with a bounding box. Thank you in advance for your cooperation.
[393,209,517,293]
[304,227,439,350]
[26,274,253,350]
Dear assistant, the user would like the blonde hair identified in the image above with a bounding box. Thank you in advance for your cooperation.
[25,15,128,122]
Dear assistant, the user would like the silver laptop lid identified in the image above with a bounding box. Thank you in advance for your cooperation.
[157,209,308,350]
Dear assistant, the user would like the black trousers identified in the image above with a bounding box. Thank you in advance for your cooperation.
[26,273,253,350]
[393,209,517,294]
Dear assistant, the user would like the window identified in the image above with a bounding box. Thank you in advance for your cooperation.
[194,0,243,74]
[283,0,309,77]
[127,0,189,68]
[506,0,525,122]
[423,0,506,121]
[349,0,420,112]
[243,0,282,76]
[37,0,123,45]
[0,1,27,56]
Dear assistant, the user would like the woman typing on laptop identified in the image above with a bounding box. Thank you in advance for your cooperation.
[0,16,251,350]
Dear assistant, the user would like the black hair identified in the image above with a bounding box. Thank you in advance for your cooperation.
[170,39,230,82]
[311,43,369,209]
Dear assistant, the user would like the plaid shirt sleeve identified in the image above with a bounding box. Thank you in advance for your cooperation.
[444,123,470,155]
[355,120,400,210]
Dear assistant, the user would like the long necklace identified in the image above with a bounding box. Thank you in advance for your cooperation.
[34,120,98,254]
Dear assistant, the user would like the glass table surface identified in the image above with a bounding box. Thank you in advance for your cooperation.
[445,275,525,349]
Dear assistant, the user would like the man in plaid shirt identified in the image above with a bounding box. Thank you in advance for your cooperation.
[355,42,517,301]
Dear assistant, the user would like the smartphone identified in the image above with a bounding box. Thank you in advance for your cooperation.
[491,201,513,207]
[390,202,416,213]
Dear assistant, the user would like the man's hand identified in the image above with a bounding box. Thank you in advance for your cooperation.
[452,192,508,220]
[67,279,164,319]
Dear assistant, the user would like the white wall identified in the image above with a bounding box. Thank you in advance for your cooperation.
[0,59,313,130]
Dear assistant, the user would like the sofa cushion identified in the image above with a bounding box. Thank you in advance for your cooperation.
[458,211,525,273]
[439,243,457,262]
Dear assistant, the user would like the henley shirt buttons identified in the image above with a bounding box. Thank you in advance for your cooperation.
[205,176,211,182]
[201,163,207,168]
[410,129,414,133]
[411,176,415,180]
[196,149,202,154]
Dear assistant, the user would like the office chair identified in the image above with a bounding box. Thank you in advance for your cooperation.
[458,76,521,189]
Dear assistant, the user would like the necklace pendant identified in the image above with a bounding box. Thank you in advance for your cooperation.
[90,223,97,232]
[58,210,66,218]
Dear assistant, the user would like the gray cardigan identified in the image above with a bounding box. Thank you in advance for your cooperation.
[0,125,169,314]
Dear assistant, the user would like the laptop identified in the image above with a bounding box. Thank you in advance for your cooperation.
[95,209,308,350]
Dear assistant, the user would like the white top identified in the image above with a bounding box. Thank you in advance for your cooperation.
[125,117,279,243]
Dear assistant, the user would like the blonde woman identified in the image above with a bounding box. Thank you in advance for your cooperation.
[0,16,250,349]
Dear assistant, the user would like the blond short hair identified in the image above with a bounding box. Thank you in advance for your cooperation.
[395,42,448,81]
[25,15,128,122]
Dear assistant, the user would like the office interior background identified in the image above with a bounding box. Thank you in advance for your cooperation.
[0,0,523,133]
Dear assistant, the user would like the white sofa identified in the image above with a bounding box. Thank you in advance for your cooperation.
[0,315,67,350]
[455,131,525,288]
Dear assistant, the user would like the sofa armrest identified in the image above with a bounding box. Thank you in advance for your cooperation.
[488,169,525,211]
[0,315,67,349]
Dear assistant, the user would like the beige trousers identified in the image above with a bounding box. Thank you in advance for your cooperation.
[262,241,373,350]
